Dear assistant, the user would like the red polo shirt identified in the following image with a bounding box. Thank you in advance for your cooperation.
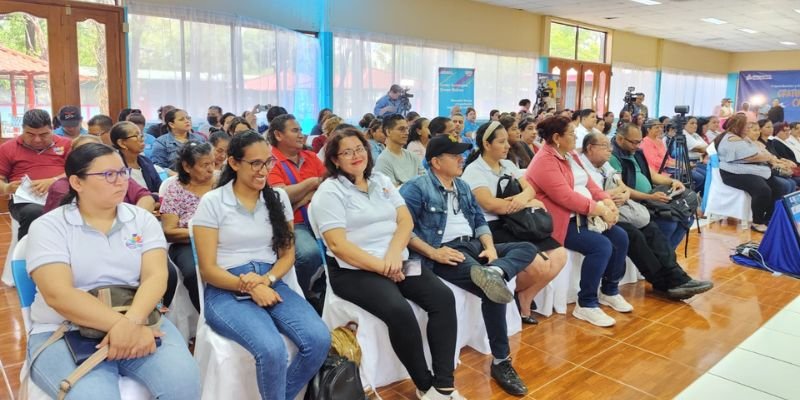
[268,147,325,223]
[0,135,71,182]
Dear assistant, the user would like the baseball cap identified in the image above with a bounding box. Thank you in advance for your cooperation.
[58,106,83,127]
[425,135,472,162]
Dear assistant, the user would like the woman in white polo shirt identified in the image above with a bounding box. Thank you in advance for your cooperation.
[192,130,330,400]
[310,126,463,400]
[462,121,567,325]
[25,143,200,399]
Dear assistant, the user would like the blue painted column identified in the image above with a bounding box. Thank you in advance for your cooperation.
[317,0,333,111]
[538,57,549,74]
[726,72,739,103]
[654,70,662,117]
[123,6,132,106]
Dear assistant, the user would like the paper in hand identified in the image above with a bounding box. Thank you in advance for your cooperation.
[13,175,47,206]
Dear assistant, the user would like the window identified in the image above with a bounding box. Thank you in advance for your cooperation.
[659,69,727,117]
[549,22,606,63]
[609,64,658,117]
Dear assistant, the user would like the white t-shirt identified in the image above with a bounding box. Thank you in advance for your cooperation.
[684,130,706,160]
[579,153,618,190]
[462,157,523,222]
[310,173,409,270]
[192,181,293,269]
[26,203,167,334]
[575,123,591,149]
[569,156,593,200]
[441,188,473,243]
[130,167,146,190]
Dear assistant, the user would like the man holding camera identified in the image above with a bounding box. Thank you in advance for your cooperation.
[375,84,409,117]
[635,93,649,120]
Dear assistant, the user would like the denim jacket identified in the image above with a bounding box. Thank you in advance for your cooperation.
[400,173,492,268]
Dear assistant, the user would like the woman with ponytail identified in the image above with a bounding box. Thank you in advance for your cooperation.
[192,130,330,400]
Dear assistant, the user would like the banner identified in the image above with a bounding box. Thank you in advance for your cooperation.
[536,73,561,112]
[438,67,475,117]
[737,70,800,122]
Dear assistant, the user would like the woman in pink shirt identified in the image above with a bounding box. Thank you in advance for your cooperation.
[640,119,673,175]
[525,116,630,328]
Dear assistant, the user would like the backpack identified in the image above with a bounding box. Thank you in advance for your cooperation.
[304,355,367,400]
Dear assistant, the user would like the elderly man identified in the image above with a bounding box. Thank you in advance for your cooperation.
[581,132,713,299]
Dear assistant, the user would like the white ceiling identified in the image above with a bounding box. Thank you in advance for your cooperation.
[473,0,800,52]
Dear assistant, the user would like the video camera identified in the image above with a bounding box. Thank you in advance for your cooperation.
[397,87,413,116]
[622,86,638,111]
[536,81,552,99]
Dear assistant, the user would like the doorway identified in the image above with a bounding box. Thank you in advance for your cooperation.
[548,58,611,114]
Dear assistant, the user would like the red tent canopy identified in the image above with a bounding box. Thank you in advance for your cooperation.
[0,46,48,76]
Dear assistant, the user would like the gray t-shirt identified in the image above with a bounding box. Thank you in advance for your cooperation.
[717,133,771,179]
[374,148,425,186]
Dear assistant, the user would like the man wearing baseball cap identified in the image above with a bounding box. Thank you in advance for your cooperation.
[399,135,536,396]
[53,105,87,138]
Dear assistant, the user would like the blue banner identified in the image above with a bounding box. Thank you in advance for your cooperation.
[737,70,800,122]
[438,68,475,117]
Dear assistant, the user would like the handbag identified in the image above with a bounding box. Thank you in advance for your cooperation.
[601,173,650,229]
[496,174,554,241]
[306,322,376,400]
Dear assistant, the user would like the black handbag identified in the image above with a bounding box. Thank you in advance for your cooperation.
[496,174,554,242]
[304,355,367,400]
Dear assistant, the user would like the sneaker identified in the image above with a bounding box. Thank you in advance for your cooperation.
[664,279,714,300]
[573,303,616,327]
[490,358,528,396]
[751,224,768,233]
[470,265,513,304]
[598,293,633,313]
[416,388,467,400]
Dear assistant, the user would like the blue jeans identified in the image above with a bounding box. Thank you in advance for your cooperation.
[204,262,330,400]
[654,217,692,250]
[293,225,324,295]
[563,218,629,308]
[28,319,200,400]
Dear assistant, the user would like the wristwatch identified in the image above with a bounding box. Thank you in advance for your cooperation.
[266,273,277,286]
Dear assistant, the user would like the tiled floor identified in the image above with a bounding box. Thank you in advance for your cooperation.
[0,214,797,400]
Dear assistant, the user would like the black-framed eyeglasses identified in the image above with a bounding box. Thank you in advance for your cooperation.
[623,137,643,146]
[84,167,132,183]
[238,156,276,171]
[124,133,144,141]
[337,146,367,159]
[445,188,461,215]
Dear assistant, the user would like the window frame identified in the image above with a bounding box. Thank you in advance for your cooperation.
[549,21,608,63]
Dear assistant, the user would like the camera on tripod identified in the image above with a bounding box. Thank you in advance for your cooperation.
[396,87,414,116]
[658,105,693,186]
[536,82,552,99]
[622,86,638,114]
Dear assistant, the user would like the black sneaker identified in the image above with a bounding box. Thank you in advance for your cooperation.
[470,266,513,304]
[490,358,528,396]
[665,279,714,300]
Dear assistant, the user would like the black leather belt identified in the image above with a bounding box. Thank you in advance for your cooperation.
[445,235,473,244]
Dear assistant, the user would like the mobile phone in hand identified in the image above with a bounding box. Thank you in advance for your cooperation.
[402,259,422,277]
[234,292,252,301]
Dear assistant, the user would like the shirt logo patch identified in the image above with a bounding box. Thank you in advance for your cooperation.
[125,234,143,249]
[53,146,64,155]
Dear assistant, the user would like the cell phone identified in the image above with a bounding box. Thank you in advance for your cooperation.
[402,259,422,277]
[234,292,252,301]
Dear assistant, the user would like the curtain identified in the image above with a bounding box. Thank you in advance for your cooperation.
[659,69,727,117]
[609,63,657,117]
[127,2,319,129]
[333,30,538,122]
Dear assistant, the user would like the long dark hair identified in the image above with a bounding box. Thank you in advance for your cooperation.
[406,117,429,148]
[324,125,374,183]
[60,143,118,206]
[465,122,503,166]
[175,141,212,184]
[217,131,293,251]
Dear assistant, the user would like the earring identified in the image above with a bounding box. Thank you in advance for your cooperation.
[556,141,561,150]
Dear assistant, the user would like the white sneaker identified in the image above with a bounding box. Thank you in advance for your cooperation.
[416,388,467,400]
[598,293,634,313]
[573,303,616,327]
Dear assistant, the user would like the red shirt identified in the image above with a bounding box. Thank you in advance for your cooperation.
[43,177,151,213]
[0,135,71,182]
[268,147,325,223]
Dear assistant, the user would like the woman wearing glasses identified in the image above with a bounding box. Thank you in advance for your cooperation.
[310,126,463,400]
[192,130,329,400]
[25,143,200,399]
[111,121,163,194]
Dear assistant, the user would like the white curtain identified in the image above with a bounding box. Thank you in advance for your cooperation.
[609,63,657,117]
[127,2,319,128]
[659,69,727,117]
[333,30,538,122]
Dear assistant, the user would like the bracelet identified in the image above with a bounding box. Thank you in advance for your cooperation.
[124,315,148,326]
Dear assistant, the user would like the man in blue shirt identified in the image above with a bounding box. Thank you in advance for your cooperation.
[53,105,87,138]
[374,84,407,118]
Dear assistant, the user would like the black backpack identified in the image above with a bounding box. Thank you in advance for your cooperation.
[304,355,367,400]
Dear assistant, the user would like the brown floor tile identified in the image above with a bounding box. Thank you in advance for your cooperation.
[561,303,655,341]
[713,274,798,308]
[685,291,782,321]
[520,318,619,365]
[531,367,655,400]
[467,343,576,393]
[0,331,27,368]
[616,284,687,322]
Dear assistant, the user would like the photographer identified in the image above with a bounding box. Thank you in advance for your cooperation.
[375,84,411,117]
[635,93,648,119]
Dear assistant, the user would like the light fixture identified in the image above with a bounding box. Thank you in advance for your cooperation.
[794,9,800,14]
[701,18,728,25]
[780,41,797,46]
[737,28,758,34]
[630,0,661,5]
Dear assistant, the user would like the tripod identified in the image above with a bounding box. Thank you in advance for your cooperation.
[659,132,694,189]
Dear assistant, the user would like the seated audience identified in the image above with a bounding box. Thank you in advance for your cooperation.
[366,119,386,158]
[309,108,332,137]
[160,142,216,312]
[526,116,629,328]
[786,122,800,159]
[375,114,426,186]
[406,111,421,123]
[209,130,231,171]
[463,121,567,324]
[220,112,236,133]
[704,116,724,143]
[359,112,376,130]
[26,143,200,399]
[193,131,330,400]
[406,117,430,160]
[593,118,606,135]
[451,112,471,146]
[125,112,157,157]
[502,116,532,168]
[401,135,537,396]
[227,116,252,136]
[769,122,799,164]
[429,116,457,140]
[53,105,86,138]
[682,117,709,194]
[639,119,674,174]
[520,118,542,156]
[44,135,155,213]
[146,105,175,138]
[151,108,206,170]
[0,109,71,238]
[490,109,500,121]
[87,114,114,145]
[311,128,464,400]
[312,115,342,154]
[201,105,223,135]
[267,114,326,303]
[581,132,713,299]
[266,106,288,126]
[464,107,479,137]
[574,109,596,151]
[756,119,799,190]
[111,121,163,194]
[243,109,258,130]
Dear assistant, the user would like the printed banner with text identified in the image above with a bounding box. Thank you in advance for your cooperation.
[737,70,800,122]
[438,68,475,117]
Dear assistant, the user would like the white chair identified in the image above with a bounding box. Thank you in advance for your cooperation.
[703,154,752,226]
[188,221,304,400]
[164,252,198,344]
[11,237,152,399]
[1,216,20,286]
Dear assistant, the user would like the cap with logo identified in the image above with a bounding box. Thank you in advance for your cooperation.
[58,106,83,128]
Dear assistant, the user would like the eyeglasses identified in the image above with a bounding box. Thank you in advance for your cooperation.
[84,167,132,183]
[337,146,367,159]
[238,156,276,171]
[445,189,461,215]
[623,137,643,146]
[124,133,144,141]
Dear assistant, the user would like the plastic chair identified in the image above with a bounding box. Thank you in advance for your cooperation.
[164,250,198,344]
[703,154,752,225]
[11,237,152,399]
[188,221,304,400]
[1,216,20,286]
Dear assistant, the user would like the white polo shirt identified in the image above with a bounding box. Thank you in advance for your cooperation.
[462,157,523,222]
[26,203,167,334]
[310,172,409,270]
[192,181,293,269]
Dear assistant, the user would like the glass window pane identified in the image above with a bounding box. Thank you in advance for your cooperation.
[581,69,594,110]
[549,23,576,60]
[565,68,578,110]
[0,12,51,138]
[77,19,109,119]
[577,28,605,63]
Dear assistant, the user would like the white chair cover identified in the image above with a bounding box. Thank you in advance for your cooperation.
[1,217,20,286]
[164,254,198,344]
[704,154,753,224]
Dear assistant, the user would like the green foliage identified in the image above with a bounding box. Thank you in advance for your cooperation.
[0,13,48,57]
[549,23,576,60]
[549,22,605,63]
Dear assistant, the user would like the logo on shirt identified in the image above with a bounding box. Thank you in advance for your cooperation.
[53,146,65,155]
[125,234,143,249]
